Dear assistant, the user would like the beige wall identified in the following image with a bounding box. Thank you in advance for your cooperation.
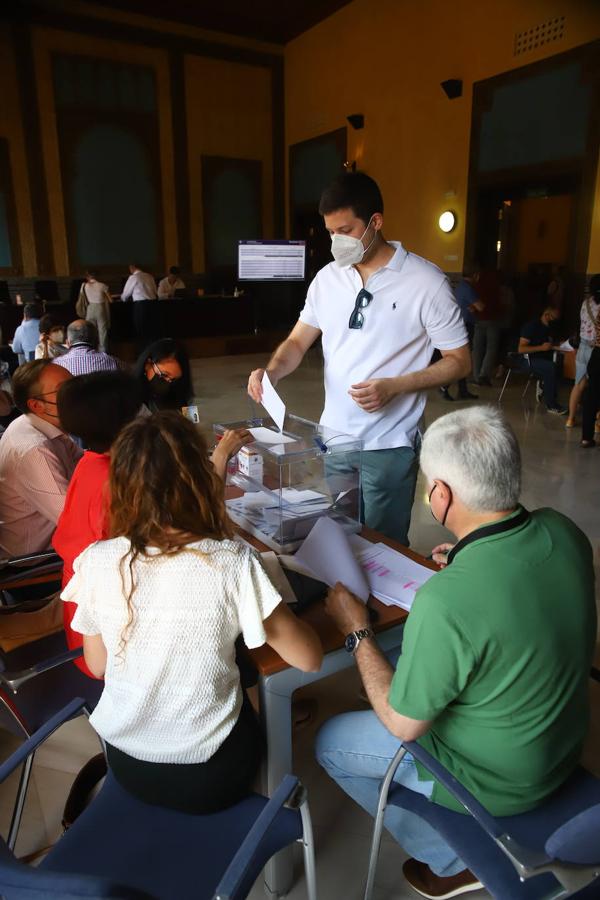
[285,0,600,271]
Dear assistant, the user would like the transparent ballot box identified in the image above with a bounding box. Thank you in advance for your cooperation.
[213,414,362,552]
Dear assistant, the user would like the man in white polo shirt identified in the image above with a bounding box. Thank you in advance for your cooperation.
[248,173,470,544]
[120,262,159,351]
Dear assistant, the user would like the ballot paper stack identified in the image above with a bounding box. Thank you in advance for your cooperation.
[226,488,334,541]
[289,518,436,612]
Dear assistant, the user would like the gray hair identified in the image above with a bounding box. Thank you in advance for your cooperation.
[67,319,98,347]
[420,406,521,512]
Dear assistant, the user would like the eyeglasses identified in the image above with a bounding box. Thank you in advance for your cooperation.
[349,289,373,330]
[152,361,175,384]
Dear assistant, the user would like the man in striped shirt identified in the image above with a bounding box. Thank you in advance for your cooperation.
[53,320,120,377]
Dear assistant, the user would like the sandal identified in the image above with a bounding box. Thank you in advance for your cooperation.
[565,419,576,428]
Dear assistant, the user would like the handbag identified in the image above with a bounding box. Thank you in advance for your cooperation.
[75,283,89,318]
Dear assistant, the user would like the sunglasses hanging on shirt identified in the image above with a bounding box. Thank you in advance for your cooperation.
[349,289,374,330]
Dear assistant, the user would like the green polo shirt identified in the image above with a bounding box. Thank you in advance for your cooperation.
[388,507,596,816]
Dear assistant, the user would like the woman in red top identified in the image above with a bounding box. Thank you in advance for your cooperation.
[53,370,252,677]
[53,371,142,677]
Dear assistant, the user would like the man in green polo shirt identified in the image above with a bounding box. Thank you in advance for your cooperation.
[315,405,596,900]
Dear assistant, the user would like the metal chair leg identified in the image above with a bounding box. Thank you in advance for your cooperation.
[298,795,318,900]
[498,369,511,402]
[522,376,533,399]
[7,750,35,851]
[363,745,409,900]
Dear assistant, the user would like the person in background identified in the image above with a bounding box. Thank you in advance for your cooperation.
[316,406,596,899]
[518,306,566,415]
[62,411,323,813]
[79,271,112,353]
[133,338,192,414]
[580,280,600,448]
[120,262,159,350]
[53,371,143,677]
[157,266,186,299]
[567,275,600,429]
[440,267,479,401]
[35,314,67,359]
[471,269,502,386]
[0,360,80,557]
[248,172,469,545]
[12,303,42,364]
[546,264,565,312]
[54,320,120,376]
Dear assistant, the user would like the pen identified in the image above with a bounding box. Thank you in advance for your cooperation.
[313,436,328,452]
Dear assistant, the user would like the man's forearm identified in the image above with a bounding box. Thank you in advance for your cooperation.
[392,350,470,394]
[354,638,398,731]
[266,338,305,382]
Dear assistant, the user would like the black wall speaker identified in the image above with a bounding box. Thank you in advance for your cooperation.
[440,79,463,99]
[346,114,365,130]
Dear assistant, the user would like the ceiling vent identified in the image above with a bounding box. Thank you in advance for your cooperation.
[514,15,565,56]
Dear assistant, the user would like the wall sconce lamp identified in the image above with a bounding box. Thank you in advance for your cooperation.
[438,210,457,233]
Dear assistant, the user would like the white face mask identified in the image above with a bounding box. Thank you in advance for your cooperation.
[330,217,376,268]
[51,331,65,344]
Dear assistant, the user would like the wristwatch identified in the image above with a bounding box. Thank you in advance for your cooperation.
[344,627,374,655]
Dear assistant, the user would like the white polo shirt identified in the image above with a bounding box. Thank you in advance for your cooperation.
[299,242,467,451]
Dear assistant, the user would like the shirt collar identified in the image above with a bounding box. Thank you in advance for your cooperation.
[446,506,530,565]
[69,342,94,351]
[26,412,64,441]
[385,242,409,271]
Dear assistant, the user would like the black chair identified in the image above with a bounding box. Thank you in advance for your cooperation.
[0,699,318,900]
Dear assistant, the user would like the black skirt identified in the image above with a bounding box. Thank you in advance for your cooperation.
[106,698,263,814]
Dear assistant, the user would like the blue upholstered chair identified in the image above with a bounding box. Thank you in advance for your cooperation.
[364,739,600,900]
[0,699,318,900]
[0,560,104,850]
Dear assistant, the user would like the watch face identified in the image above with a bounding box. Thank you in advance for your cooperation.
[345,633,358,654]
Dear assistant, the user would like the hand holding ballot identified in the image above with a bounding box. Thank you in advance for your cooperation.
[248,367,280,403]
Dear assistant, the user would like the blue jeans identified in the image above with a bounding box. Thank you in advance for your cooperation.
[326,446,419,546]
[315,710,465,877]
[526,357,559,407]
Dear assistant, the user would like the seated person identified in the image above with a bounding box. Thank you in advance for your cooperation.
[12,302,42,364]
[133,338,192,414]
[157,265,186,299]
[0,360,81,557]
[53,319,120,376]
[519,306,566,414]
[62,411,323,812]
[316,406,596,899]
[53,371,251,676]
[53,371,143,677]
[35,314,67,359]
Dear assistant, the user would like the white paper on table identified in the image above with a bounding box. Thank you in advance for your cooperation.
[295,516,370,602]
[558,340,575,352]
[249,426,295,445]
[357,542,436,611]
[260,372,286,432]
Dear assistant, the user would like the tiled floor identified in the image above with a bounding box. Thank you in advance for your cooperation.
[1,349,599,898]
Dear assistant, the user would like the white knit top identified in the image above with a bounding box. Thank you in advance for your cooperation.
[63,536,281,763]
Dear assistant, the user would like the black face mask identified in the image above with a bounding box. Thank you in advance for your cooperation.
[149,375,172,398]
